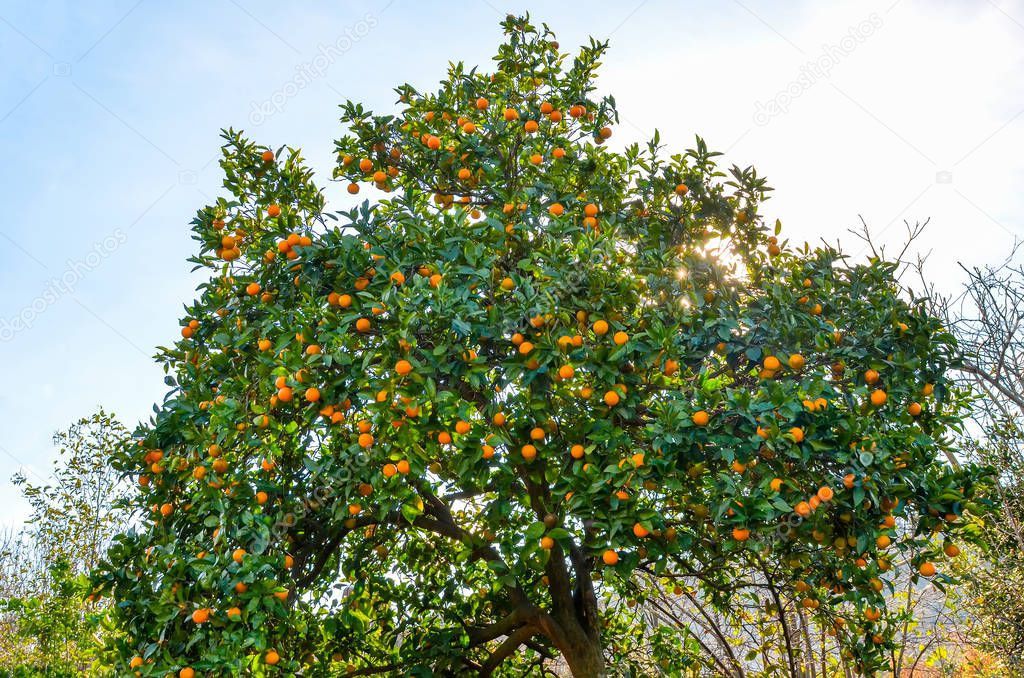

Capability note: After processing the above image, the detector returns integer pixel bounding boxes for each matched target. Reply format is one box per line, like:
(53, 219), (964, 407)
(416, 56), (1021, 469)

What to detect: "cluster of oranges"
(332, 91), (613, 243)
(272, 232), (313, 261)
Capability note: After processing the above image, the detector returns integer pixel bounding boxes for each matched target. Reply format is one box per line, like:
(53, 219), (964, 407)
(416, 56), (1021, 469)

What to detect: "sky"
(0, 0), (1022, 527)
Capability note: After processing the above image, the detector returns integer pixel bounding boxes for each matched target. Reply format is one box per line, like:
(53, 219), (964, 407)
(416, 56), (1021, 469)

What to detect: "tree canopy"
(94, 15), (990, 677)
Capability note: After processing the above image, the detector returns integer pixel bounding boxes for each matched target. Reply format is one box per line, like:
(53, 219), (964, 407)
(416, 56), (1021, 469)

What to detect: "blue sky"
(1, 0), (1022, 526)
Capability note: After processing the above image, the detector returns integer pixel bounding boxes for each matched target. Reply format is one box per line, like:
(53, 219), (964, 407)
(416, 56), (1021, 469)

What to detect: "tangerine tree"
(95, 15), (990, 677)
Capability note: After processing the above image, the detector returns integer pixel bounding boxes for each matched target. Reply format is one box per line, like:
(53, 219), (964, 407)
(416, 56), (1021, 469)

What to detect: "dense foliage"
(94, 16), (990, 677)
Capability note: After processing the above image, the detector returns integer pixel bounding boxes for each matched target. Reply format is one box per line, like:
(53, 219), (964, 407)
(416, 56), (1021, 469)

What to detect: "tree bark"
(531, 581), (606, 678)
(561, 636), (606, 678)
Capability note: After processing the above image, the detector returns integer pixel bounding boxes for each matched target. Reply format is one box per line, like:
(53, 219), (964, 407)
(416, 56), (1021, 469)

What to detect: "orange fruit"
(816, 486), (834, 502)
(788, 353), (805, 370)
(455, 420), (471, 435)
(770, 478), (783, 492)
(907, 402), (922, 416)
(789, 427), (805, 443)
(732, 527), (750, 541)
(795, 501), (811, 517)
(763, 355), (781, 371)
(395, 359), (413, 376)
(521, 444), (537, 461)
(613, 331), (628, 345)
(540, 536), (554, 549)
(304, 387), (321, 402)
(691, 410), (709, 426)
(475, 97), (489, 109)
(876, 535), (891, 549)
(602, 549), (619, 566)
(592, 319), (609, 335)
(633, 523), (650, 538)
(358, 433), (374, 448)
(919, 562), (936, 577)
(675, 183), (688, 195)
(503, 108), (518, 121)
(603, 390), (620, 407)
(265, 650), (280, 665)
(570, 444), (585, 459)
(558, 364), (574, 379)
(524, 120), (539, 133)
(870, 389), (887, 407)
(232, 548), (246, 563)
(396, 459), (410, 474)
(267, 204), (281, 218)
(548, 203), (564, 217)
(864, 369), (880, 384)
(355, 318), (371, 332)
(944, 543), (960, 557)
(192, 608), (210, 624)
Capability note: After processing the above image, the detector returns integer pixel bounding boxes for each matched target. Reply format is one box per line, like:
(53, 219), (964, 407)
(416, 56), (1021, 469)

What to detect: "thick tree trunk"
(561, 634), (606, 678)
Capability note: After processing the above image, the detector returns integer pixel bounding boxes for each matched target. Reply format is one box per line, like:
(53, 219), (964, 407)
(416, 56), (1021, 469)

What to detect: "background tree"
(94, 16), (990, 677)
(0, 409), (128, 676)
(924, 244), (1024, 674)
